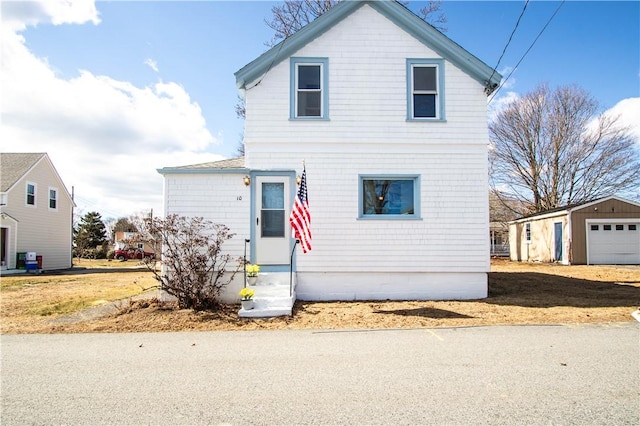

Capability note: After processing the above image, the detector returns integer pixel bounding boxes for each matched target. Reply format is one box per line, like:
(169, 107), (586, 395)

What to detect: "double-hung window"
(290, 57), (328, 119)
(359, 175), (420, 219)
(49, 188), (58, 209)
(26, 182), (36, 206)
(407, 59), (444, 120)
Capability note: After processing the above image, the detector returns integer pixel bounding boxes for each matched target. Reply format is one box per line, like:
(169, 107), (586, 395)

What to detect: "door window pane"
(261, 211), (285, 237)
(261, 182), (285, 238)
(262, 183), (284, 209)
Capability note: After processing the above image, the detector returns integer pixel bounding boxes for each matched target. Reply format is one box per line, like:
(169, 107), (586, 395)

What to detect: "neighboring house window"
(290, 57), (328, 119)
(26, 182), (36, 206)
(525, 223), (531, 243)
(137, 243), (144, 250)
(359, 175), (420, 219)
(407, 59), (445, 120)
(49, 188), (58, 209)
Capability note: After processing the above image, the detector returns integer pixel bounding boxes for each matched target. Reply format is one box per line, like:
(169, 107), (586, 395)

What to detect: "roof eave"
(234, 0), (501, 93)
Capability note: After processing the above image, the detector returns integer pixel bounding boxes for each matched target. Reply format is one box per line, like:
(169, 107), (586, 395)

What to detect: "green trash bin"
(16, 252), (26, 270)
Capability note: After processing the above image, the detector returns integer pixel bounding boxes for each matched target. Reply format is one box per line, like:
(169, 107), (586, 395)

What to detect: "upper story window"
(290, 57), (328, 120)
(407, 59), (445, 121)
(26, 182), (36, 206)
(359, 175), (420, 220)
(49, 188), (58, 210)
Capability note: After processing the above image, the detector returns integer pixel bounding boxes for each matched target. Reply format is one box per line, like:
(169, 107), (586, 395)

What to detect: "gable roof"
(157, 157), (247, 174)
(235, 0), (501, 94)
(511, 196), (640, 223)
(0, 152), (46, 192)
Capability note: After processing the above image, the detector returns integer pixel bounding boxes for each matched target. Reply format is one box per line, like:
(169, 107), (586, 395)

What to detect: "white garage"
(587, 220), (640, 265)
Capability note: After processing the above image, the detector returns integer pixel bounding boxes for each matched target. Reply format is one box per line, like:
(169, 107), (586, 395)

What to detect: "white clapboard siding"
(241, 4), (490, 276)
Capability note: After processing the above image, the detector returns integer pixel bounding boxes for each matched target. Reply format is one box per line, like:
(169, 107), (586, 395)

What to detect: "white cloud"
(488, 90), (519, 121)
(145, 58), (159, 73)
(602, 97), (640, 143)
(0, 0), (224, 219)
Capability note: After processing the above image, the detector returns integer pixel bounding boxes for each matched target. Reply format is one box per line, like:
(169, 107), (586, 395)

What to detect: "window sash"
(49, 189), (57, 209)
(412, 64), (438, 118)
(295, 63), (322, 118)
(359, 176), (419, 219)
(26, 183), (35, 205)
(407, 59), (444, 120)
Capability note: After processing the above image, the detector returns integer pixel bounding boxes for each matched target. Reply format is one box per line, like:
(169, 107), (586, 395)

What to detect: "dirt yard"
(1, 258), (638, 334)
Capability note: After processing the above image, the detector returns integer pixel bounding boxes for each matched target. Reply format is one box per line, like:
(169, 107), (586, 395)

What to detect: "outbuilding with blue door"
(509, 196), (640, 265)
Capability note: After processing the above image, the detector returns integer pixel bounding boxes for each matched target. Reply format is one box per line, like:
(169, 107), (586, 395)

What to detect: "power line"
(487, 0), (530, 90)
(489, 0), (566, 105)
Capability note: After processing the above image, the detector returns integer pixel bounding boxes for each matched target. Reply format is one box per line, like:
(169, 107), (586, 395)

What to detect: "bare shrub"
(139, 215), (241, 311)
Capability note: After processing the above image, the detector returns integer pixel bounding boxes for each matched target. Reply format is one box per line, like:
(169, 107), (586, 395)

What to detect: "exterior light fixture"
(243, 175), (251, 186)
(296, 175), (302, 185)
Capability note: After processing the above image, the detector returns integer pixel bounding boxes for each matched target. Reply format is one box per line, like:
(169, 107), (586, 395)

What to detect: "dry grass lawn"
(1, 258), (638, 334)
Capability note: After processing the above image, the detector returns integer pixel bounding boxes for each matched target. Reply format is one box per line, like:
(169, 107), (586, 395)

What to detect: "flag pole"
(290, 239), (299, 297)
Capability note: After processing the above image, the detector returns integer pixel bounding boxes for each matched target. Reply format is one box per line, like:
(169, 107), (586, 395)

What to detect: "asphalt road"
(2, 323), (638, 425)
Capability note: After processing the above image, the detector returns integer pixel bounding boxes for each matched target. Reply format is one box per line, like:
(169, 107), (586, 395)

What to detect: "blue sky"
(1, 0), (638, 220)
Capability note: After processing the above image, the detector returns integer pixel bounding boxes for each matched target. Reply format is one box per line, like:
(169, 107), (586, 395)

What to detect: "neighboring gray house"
(159, 1), (501, 314)
(0, 153), (74, 271)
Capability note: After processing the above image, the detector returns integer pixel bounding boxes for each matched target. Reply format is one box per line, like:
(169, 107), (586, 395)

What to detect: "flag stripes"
(289, 166), (312, 253)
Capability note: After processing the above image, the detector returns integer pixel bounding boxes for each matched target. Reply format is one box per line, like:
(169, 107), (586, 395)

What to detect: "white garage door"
(587, 222), (640, 264)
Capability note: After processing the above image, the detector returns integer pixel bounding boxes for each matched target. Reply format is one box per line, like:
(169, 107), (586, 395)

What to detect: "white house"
(158, 1), (501, 314)
(0, 153), (74, 271)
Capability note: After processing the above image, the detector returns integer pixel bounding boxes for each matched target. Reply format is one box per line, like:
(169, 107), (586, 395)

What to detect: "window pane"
(363, 179), (414, 215)
(298, 65), (320, 89)
(615, 224), (624, 230)
(414, 94), (436, 118)
(603, 225), (612, 231)
(262, 183), (284, 209)
(261, 210), (285, 237)
(27, 184), (35, 205)
(629, 225), (637, 231)
(590, 225), (599, 231)
(297, 92), (321, 117)
(414, 66), (436, 91)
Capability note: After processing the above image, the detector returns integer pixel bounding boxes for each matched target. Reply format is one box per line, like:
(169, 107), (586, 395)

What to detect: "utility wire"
(489, 0), (566, 105)
(487, 0), (530, 89)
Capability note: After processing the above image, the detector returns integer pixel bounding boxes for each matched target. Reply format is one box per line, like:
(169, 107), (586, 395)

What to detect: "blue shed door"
(554, 222), (563, 262)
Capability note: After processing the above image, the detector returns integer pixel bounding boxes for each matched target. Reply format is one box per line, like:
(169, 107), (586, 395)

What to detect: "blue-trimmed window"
(407, 59), (444, 120)
(359, 175), (420, 219)
(290, 57), (328, 119)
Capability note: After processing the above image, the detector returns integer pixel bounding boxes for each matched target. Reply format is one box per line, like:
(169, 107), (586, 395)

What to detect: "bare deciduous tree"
(138, 215), (241, 311)
(489, 84), (640, 213)
(265, 0), (447, 46)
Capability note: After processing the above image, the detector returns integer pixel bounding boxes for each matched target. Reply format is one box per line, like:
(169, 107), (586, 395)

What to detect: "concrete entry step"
(238, 272), (295, 318)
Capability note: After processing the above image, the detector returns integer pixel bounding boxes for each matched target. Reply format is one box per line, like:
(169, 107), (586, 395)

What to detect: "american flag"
(289, 166), (312, 253)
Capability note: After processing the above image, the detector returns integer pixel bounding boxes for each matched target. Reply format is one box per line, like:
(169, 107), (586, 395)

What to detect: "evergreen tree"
(75, 211), (108, 250)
